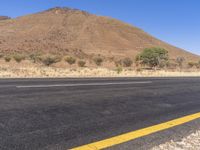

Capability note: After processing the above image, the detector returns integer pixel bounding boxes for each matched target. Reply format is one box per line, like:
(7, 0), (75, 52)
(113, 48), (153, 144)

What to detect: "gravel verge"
(151, 130), (200, 150)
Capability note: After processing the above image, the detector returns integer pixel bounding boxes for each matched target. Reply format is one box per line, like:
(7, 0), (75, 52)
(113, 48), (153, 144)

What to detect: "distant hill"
(0, 7), (199, 62)
(0, 16), (10, 21)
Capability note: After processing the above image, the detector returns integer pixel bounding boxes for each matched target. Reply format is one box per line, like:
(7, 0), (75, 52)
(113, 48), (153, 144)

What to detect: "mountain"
(0, 7), (199, 62)
(0, 16), (10, 21)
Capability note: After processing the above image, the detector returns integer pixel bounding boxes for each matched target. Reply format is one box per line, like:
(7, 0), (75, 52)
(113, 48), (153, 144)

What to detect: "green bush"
(65, 56), (76, 65)
(136, 47), (169, 68)
(122, 57), (133, 67)
(4, 56), (11, 62)
(94, 57), (103, 66)
(78, 60), (86, 67)
(13, 55), (25, 63)
(41, 55), (61, 66)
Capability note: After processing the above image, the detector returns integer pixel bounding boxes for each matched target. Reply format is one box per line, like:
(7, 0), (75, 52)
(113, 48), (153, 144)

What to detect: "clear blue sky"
(1, 0), (200, 55)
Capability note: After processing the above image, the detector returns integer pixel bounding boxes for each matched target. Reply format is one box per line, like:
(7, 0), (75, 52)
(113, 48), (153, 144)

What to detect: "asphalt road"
(0, 77), (200, 150)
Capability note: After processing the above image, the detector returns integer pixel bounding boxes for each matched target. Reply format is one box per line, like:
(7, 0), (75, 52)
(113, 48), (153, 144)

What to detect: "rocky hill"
(0, 7), (199, 62)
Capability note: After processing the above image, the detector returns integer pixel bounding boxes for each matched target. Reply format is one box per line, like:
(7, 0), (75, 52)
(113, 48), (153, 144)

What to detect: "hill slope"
(0, 16), (10, 21)
(0, 7), (199, 62)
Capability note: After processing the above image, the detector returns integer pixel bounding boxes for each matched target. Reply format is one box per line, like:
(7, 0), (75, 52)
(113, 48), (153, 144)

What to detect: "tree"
(136, 47), (169, 68)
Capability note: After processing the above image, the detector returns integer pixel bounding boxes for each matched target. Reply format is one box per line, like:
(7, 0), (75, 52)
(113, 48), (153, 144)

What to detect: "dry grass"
(0, 60), (200, 78)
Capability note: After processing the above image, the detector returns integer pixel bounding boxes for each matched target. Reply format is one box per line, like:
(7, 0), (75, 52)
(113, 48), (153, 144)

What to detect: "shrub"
(116, 67), (123, 74)
(29, 53), (42, 63)
(136, 47), (169, 68)
(188, 62), (196, 68)
(13, 55), (25, 63)
(176, 57), (185, 68)
(94, 57), (103, 66)
(78, 60), (86, 67)
(65, 56), (76, 65)
(4, 56), (11, 62)
(114, 60), (122, 67)
(41, 55), (61, 66)
(122, 57), (133, 67)
(0, 53), (4, 58)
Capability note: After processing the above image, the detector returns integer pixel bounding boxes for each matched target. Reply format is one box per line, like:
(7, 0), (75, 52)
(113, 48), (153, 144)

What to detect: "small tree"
(78, 60), (86, 67)
(94, 57), (103, 66)
(122, 57), (133, 67)
(65, 56), (76, 65)
(136, 47), (169, 68)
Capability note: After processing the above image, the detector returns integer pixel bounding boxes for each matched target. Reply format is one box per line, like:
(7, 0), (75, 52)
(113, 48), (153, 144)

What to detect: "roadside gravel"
(151, 130), (200, 150)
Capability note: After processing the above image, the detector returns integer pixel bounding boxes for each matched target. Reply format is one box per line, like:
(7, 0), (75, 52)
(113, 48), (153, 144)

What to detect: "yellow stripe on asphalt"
(71, 112), (200, 150)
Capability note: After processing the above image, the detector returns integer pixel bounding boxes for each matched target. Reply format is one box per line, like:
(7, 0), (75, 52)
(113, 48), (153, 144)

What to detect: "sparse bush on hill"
(29, 53), (42, 63)
(116, 66), (123, 74)
(176, 57), (185, 68)
(188, 62), (196, 68)
(136, 47), (169, 68)
(13, 55), (25, 63)
(41, 55), (61, 66)
(4, 56), (11, 62)
(114, 60), (122, 67)
(78, 60), (86, 67)
(122, 57), (133, 67)
(94, 57), (103, 66)
(0, 53), (4, 58)
(65, 56), (76, 65)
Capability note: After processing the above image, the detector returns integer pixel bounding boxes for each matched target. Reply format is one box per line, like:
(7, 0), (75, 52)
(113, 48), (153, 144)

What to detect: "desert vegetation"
(65, 56), (76, 65)
(41, 55), (61, 66)
(13, 54), (25, 63)
(0, 46), (199, 78)
(94, 57), (103, 66)
(4, 56), (11, 62)
(78, 60), (86, 67)
(136, 47), (169, 68)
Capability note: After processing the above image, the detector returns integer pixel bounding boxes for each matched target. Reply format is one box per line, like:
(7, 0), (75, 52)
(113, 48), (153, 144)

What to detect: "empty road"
(0, 77), (200, 150)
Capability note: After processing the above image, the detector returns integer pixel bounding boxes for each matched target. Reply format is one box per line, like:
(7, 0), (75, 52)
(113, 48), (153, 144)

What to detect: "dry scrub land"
(0, 60), (200, 78)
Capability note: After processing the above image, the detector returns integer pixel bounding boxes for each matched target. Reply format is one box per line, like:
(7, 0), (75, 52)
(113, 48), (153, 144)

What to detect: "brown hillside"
(0, 7), (199, 62)
(0, 16), (10, 21)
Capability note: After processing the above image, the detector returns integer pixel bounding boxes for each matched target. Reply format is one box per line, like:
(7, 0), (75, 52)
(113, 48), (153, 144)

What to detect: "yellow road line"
(71, 112), (200, 150)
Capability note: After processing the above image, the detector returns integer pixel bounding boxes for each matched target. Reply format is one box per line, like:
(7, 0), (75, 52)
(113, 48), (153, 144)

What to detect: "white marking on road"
(16, 81), (152, 88)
